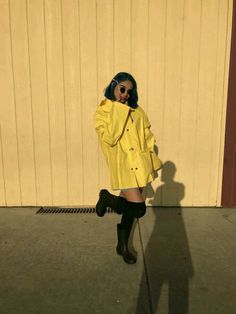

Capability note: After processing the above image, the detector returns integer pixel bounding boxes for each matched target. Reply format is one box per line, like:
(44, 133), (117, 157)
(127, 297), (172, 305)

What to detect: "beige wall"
(0, 0), (233, 206)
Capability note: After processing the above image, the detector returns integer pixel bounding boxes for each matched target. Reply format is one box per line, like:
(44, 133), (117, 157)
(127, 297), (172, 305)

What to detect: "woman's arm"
(142, 110), (156, 152)
(94, 100), (130, 146)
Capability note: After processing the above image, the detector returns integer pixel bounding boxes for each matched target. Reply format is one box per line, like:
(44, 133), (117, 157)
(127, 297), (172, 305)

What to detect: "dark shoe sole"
(95, 190), (109, 217)
(116, 249), (137, 264)
(95, 198), (106, 217)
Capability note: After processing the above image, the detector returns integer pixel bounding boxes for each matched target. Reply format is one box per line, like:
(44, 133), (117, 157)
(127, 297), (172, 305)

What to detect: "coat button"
(127, 128), (129, 131)
(135, 168), (138, 170)
(131, 168), (133, 170)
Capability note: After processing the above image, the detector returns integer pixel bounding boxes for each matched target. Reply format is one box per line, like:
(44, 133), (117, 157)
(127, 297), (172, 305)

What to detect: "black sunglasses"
(120, 86), (133, 96)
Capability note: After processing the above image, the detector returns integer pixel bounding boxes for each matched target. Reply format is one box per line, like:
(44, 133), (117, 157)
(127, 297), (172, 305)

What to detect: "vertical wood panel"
(9, 0), (36, 205)
(114, 0), (131, 73)
(147, 0), (167, 205)
(177, 0), (202, 206)
(27, 0), (52, 205)
(193, 0), (220, 206)
(79, 0), (98, 205)
(161, 0), (185, 206)
(0, 0), (21, 205)
(61, 0), (83, 205)
(131, 0), (149, 109)
(96, 0), (114, 191)
(44, 0), (68, 205)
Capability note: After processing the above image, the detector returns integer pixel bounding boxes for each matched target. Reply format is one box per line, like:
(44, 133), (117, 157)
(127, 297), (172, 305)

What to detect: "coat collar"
(99, 98), (135, 112)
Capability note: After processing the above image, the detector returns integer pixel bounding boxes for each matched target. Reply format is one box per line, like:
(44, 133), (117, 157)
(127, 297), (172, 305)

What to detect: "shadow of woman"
(135, 161), (194, 314)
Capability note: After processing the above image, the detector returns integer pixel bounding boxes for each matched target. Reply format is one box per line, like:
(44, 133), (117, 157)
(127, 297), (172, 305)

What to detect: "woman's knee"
(127, 201), (146, 218)
(120, 188), (146, 218)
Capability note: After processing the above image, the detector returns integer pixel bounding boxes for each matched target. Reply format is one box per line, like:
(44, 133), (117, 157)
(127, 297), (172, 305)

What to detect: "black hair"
(104, 72), (138, 108)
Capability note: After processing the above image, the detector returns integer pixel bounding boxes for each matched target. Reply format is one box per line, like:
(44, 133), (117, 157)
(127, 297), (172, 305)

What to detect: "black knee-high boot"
(116, 201), (146, 264)
(95, 189), (126, 217)
(116, 211), (136, 264)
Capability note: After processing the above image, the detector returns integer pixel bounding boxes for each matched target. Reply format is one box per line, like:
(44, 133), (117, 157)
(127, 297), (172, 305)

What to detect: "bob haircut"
(104, 72), (138, 109)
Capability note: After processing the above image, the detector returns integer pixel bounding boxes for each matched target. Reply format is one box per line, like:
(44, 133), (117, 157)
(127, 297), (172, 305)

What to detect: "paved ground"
(0, 206), (235, 314)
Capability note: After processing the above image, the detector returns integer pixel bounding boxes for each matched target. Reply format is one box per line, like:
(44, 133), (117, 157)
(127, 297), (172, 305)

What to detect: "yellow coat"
(94, 99), (162, 190)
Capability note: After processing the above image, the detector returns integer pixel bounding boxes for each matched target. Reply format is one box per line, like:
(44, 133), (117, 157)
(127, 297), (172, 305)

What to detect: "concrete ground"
(0, 206), (235, 314)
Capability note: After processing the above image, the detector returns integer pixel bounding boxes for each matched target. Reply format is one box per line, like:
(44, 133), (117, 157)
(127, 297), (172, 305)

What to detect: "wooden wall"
(0, 0), (233, 206)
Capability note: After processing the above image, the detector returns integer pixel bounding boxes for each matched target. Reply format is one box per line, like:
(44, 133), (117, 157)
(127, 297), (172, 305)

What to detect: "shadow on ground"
(136, 161), (194, 314)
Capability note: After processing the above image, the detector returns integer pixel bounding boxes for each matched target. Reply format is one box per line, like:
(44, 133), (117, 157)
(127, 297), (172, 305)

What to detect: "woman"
(93, 72), (162, 264)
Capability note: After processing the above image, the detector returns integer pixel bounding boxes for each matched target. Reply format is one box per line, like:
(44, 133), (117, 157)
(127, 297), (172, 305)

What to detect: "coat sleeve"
(94, 101), (130, 146)
(143, 111), (156, 152)
(143, 109), (163, 170)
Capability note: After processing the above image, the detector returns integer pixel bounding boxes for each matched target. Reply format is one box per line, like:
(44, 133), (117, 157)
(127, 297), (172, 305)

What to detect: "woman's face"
(114, 80), (133, 104)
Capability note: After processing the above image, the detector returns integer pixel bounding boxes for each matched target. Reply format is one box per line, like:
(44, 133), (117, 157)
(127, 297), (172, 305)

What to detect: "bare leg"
(120, 187), (144, 202)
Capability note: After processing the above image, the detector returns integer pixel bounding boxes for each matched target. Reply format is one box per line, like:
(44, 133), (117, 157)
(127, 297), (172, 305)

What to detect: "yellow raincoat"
(94, 99), (162, 190)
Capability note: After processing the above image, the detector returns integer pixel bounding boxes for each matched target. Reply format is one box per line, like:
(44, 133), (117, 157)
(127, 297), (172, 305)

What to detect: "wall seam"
(192, 0), (203, 206)
(161, 0), (168, 206)
(25, 0), (37, 206)
(176, 0), (186, 205)
(130, 0), (132, 72)
(207, 0), (221, 206)
(60, 0), (69, 206)
(77, 0), (85, 205)
(43, 0), (54, 205)
(0, 125), (7, 205)
(8, 0), (22, 205)
(95, 0), (99, 192)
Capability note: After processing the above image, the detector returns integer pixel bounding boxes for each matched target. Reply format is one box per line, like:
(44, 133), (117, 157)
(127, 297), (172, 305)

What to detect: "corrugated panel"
(27, 0), (53, 205)
(0, 0), (22, 205)
(0, 0), (233, 206)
